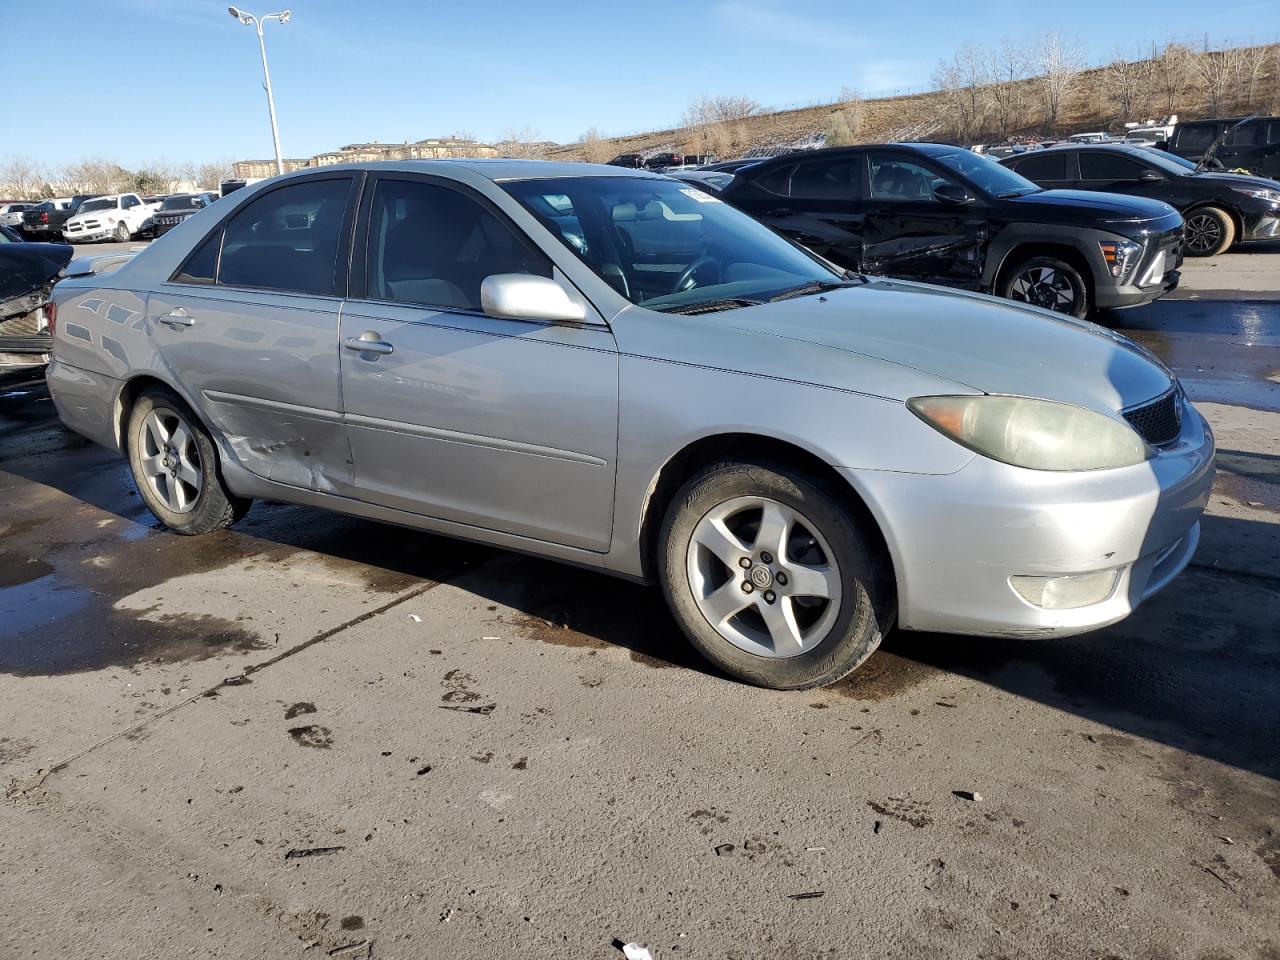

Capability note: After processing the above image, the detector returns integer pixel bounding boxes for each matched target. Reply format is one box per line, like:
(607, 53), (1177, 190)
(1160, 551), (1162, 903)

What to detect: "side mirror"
(1138, 169), (1164, 183)
(933, 182), (976, 205)
(481, 274), (587, 323)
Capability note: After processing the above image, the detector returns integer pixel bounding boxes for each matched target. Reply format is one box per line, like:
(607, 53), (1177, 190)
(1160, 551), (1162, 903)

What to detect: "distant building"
(233, 137), (499, 178)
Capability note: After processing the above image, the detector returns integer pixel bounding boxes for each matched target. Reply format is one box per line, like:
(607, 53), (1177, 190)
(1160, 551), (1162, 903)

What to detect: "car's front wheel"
(126, 386), (250, 535)
(658, 460), (887, 689)
(1001, 255), (1090, 319)
(1184, 207), (1235, 257)
(114, 221), (130, 242)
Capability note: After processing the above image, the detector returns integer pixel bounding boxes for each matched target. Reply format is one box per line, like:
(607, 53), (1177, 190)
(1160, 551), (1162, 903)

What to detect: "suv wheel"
(114, 221), (130, 242)
(658, 460), (887, 689)
(1184, 207), (1235, 257)
(126, 386), (251, 535)
(1001, 255), (1089, 319)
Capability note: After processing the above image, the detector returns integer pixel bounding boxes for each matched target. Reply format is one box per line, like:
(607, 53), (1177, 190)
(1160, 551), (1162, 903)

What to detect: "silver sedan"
(46, 160), (1214, 689)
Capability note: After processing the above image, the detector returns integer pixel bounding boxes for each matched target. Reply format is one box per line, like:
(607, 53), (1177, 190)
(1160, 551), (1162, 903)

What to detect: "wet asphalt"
(1, 267), (1278, 958)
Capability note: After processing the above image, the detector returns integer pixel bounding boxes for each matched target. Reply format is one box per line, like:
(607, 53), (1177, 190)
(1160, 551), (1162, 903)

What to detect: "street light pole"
(228, 7), (291, 176)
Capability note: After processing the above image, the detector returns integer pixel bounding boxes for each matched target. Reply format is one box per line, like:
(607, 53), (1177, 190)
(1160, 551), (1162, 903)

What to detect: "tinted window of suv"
(1015, 151), (1069, 180)
(790, 158), (861, 199)
(1226, 123), (1261, 146)
(1079, 152), (1146, 181)
(1175, 124), (1218, 152)
(365, 178), (550, 311)
(217, 178), (352, 295)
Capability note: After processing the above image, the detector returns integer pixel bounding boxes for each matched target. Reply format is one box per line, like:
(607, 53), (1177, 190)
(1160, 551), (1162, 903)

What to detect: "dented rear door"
(146, 283), (354, 494)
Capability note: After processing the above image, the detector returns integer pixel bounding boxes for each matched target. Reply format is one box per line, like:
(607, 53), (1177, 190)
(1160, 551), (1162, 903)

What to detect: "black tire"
(658, 459), (888, 690)
(114, 221), (130, 242)
(1183, 206), (1235, 257)
(126, 386), (250, 535)
(1000, 255), (1090, 319)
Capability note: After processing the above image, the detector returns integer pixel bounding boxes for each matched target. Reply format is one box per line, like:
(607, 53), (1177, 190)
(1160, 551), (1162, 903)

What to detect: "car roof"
(272, 158), (669, 183)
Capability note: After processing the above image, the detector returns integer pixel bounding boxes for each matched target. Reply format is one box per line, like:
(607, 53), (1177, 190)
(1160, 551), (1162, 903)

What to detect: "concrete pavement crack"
(5, 578), (448, 799)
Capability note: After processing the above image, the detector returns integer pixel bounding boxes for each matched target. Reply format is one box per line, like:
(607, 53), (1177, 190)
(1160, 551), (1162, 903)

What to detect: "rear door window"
(1014, 151), (1069, 181)
(789, 157), (863, 200)
(1079, 153), (1146, 182)
(1175, 124), (1219, 152)
(216, 177), (353, 295)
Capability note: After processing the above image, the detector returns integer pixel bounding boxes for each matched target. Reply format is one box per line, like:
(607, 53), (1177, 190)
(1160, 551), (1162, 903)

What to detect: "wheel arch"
(113, 373), (215, 455)
(1183, 202), (1242, 240)
(636, 432), (898, 623)
(993, 242), (1095, 306)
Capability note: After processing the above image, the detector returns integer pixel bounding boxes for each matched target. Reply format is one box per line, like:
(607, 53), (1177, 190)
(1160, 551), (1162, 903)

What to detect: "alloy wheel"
(685, 496), (842, 659)
(1008, 266), (1077, 313)
(1185, 213), (1223, 255)
(138, 408), (203, 513)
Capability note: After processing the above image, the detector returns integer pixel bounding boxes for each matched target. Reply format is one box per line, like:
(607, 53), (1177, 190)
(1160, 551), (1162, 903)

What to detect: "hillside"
(546, 42), (1280, 162)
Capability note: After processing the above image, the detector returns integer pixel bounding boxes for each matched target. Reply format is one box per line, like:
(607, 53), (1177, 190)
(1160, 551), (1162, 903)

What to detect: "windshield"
(159, 196), (206, 211)
(930, 150), (1041, 197)
(503, 177), (844, 312)
(1138, 149), (1198, 175)
(79, 198), (118, 213)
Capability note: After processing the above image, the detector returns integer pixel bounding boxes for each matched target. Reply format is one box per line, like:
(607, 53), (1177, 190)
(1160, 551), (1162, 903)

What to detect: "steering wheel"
(673, 256), (720, 293)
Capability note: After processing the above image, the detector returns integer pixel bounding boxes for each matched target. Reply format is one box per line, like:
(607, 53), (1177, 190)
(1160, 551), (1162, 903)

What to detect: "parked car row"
(608, 152), (716, 172)
(15, 190), (218, 243)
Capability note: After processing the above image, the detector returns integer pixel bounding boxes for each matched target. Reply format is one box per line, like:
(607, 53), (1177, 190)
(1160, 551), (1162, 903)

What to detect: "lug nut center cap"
(749, 565), (773, 589)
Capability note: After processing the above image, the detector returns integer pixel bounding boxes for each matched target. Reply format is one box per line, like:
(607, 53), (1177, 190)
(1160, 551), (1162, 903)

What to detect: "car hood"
(713, 279), (1174, 413)
(1005, 189), (1178, 223)
(66, 209), (113, 223)
(0, 243), (73, 303)
(1190, 171), (1280, 191)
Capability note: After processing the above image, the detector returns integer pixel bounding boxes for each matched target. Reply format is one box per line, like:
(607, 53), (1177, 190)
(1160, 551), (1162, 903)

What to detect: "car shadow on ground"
(4, 387), (1277, 782)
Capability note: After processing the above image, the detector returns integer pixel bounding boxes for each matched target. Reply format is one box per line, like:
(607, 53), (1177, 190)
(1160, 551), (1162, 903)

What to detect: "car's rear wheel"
(1184, 207), (1235, 257)
(126, 386), (250, 535)
(1001, 255), (1089, 319)
(658, 460), (887, 689)
(114, 221), (130, 242)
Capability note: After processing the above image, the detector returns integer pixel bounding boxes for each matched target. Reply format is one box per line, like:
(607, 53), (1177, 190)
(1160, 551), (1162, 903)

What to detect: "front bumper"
(1093, 231), (1185, 310)
(1242, 210), (1280, 241)
(62, 226), (114, 243)
(847, 392), (1215, 638)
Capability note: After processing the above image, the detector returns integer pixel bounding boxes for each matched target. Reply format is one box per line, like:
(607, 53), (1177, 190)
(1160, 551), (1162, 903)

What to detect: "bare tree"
(1034, 33), (1085, 133)
(683, 94), (761, 158)
(1235, 44), (1273, 109)
(933, 42), (989, 143)
(60, 157), (130, 194)
(195, 160), (234, 190)
(825, 88), (865, 146)
(1193, 48), (1242, 115)
(0, 155), (45, 199)
(1150, 42), (1196, 116)
(985, 38), (1031, 139)
(1102, 52), (1153, 127)
(578, 127), (612, 164)
(496, 126), (547, 160)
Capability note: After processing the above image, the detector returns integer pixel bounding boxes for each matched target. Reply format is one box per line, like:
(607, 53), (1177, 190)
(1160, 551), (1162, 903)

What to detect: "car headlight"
(908, 395), (1149, 471)
(1231, 185), (1280, 202)
(1098, 240), (1143, 282)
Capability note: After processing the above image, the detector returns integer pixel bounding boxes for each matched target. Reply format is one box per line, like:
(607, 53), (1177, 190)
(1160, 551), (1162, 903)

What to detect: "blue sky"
(6, 0), (1278, 168)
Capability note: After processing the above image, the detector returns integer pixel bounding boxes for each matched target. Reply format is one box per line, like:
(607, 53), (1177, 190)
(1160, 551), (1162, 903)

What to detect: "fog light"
(1010, 569), (1121, 610)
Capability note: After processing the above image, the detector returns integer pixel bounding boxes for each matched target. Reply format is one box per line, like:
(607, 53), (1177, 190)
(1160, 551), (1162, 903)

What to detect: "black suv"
(1163, 116), (1280, 179)
(1002, 144), (1280, 257)
(710, 143), (1184, 318)
(607, 154), (644, 169)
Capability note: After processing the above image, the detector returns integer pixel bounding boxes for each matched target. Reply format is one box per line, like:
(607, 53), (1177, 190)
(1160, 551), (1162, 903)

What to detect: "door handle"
(158, 309), (194, 328)
(344, 333), (394, 356)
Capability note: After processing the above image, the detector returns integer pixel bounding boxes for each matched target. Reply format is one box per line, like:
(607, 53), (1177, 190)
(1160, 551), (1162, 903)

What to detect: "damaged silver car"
(45, 161), (1214, 690)
(0, 232), (72, 384)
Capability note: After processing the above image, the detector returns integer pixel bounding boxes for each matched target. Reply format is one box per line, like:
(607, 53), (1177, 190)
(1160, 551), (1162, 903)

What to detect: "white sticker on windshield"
(680, 187), (722, 203)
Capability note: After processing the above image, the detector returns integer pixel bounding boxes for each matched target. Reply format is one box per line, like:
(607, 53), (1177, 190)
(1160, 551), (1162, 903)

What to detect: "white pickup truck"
(62, 193), (159, 243)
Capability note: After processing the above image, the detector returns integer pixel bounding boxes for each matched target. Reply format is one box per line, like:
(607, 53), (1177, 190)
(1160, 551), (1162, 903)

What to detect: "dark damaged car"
(701, 143), (1185, 319)
(0, 234), (73, 383)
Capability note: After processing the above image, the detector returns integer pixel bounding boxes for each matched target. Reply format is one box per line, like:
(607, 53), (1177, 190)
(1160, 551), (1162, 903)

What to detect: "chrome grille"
(1123, 389), (1182, 446)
